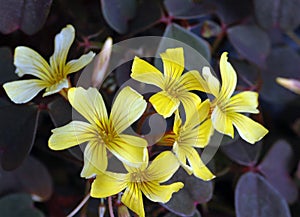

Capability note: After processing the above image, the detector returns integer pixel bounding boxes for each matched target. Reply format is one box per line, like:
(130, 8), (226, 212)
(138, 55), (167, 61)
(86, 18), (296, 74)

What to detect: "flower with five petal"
(198, 52), (268, 144)
(131, 47), (205, 118)
(49, 86), (148, 177)
(91, 151), (184, 217)
(171, 100), (215, 180)
(3, 25), (95, 104)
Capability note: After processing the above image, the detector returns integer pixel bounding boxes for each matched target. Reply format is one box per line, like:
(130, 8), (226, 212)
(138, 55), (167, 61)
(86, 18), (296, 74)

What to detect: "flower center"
(130, 171), (144, 183)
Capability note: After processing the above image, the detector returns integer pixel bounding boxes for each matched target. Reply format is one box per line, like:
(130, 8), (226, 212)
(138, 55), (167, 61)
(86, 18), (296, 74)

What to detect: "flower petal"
(91, 171), (128, 198)
(146, 151), (180, 183)
(226, 91), (259, 114)
(14, 46), (53, 82)
(186, 147), (215, 180)
(172, 143), (193, 174)
(110, 86), (147, 133)
(211, 105), (234, 138)
(193, 119), (214, 148)
(80, 140), (108, 178)
(122, 183), (145, 217)
(68, 87), (108, 128)
(141, 181), (184, 203)
(180, 119), (213, 149)
(43, 78), (69, 96)
(131, 56), (164, 88)
(150, 91), (180, 118)
(3, 79), (48, 104)
(49, 25), (75, 76)
(219, 52), (237, 100)
(106, 134), (147, 167)
(230, 113), (268, 144)
(184, 99), (210, 130)
(173, 110), (182, 136)
(65, 51), (95, 76)
(202, 66), (220, 97)
(179, 70), (210, 92)
(49, 121), (97, 150)
(160, 47), (184, 79)
(179, 92), (202, 124)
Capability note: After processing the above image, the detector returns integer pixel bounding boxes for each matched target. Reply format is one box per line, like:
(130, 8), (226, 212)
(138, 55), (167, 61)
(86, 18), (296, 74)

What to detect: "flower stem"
(59, 88), (69, 100)
(66, 193), (90, 217)
(108, 196), (115, 217)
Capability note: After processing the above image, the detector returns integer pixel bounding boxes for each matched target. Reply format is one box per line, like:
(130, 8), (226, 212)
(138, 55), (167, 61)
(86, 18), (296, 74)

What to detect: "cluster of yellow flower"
(3, 25), (268, 217)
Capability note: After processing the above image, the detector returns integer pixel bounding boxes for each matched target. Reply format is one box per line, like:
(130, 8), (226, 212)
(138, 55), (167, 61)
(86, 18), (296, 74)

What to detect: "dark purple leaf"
(0, 0), (52, 35)
(213, 0), (252, 25)
(0, 47), (17, 84)
(0, 104), (39, 170)
(164, 0), (214, 19)
(227, 24), (271, 67)
(258, 140), (298, 203)
(162, 168), (213, 216)
(160, 24), (211, 61)
(235, 172), (291, 217)
(48, 98), (72, 127)
(221, 139), (262, 166)
(254, 0), (300, 31)
(260, 46), (300, 103)
(161, 187), (196, 216)
(164, 209), (201, 217)
(0, 156), (53, 202)
(0, 193), (44, 217)
(128, 0), (162, 34)
(100, 0), (137, 34)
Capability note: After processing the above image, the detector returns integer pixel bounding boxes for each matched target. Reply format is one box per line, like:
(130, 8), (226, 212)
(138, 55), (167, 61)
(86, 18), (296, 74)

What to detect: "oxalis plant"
(0, 1), (299, 217)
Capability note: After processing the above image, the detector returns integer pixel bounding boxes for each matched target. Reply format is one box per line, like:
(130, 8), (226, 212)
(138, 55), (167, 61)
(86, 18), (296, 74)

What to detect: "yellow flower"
(199, 52), (268, 144)
(172, 100), (215, 180)
(91, 151), (184, 217)
(131, 47), (205, 118)
(3, 25), (95, 104)
(49, 86), (148, 178)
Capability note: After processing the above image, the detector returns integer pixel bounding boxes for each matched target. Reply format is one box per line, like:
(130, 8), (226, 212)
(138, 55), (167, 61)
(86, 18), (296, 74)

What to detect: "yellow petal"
(179, 70), (209, 92)
(185, 146), (215, 180)
(50, 25), (75, 75)
(146, 151), (180, 183)
(106, 134), (147, 167)
(211, 105), (234, 138)
(49, 121), (96, 150)
(65, 51), (95, 76)
(173, 110), (182, 136)
(179, 92), (202, 125)
(180, 119), (213, 148)
(160, 47), (184, 79)
(202, 66), (220, 97)
(3, 79), (48, 104)
(141, 181), (184, 203)
(110, 86), (147, 133)
(80, 140), (107, 178)
(68, 87), (108, 128)
(193, 119), (214, 148)
(226, 91), (259, 114)
(230, 113), (268, 144)
(91, 171), (128, 198)
(43, 78), (69, 96)
(131, 56), (164, 88)
(184, 99), (210, 130)
(14, 46), (53, 82)
(172, 143), (193, 175)
(121, 183), (145, 217)
(219, 52), (237, 100)
(150, 91), (180, 118)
